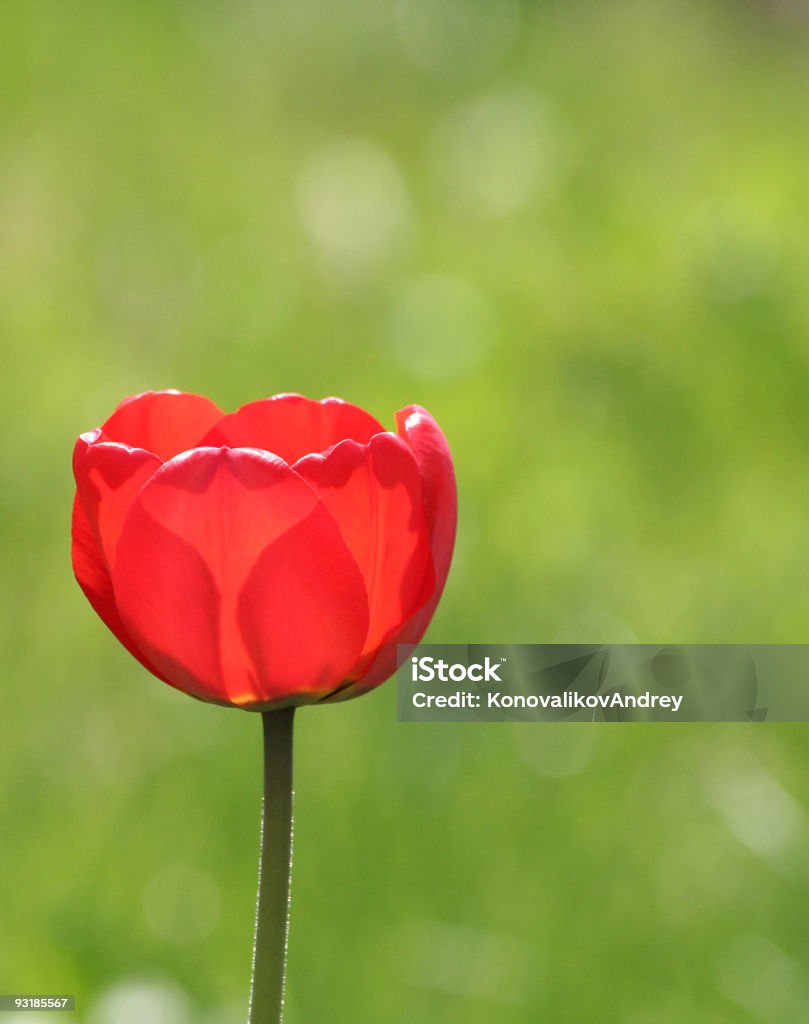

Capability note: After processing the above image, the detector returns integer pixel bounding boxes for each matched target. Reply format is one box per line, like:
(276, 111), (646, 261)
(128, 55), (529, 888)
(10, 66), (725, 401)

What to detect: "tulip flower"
(71, 390), (456, 1023)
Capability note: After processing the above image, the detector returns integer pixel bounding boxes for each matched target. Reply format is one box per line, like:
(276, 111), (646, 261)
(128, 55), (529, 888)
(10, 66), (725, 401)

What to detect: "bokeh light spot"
(297, 140), (409, 278)
(88, 978), (192, 1024)
(434, 91), (561, 217)
(717, 935), (809, 1022)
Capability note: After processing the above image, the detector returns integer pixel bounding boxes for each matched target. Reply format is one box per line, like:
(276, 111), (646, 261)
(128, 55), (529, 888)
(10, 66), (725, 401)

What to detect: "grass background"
(3, 1), (809, 1020)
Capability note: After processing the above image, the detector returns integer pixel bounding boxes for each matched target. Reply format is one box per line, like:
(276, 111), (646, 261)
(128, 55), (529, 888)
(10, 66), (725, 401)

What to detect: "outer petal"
(71, 494), (169, 681)
(328, 405), (457, 699)
(73, 433), (162, 571)
(111, 447), (370, 708)
(295, 433), (435, 672)
(200, 394), (386, 464)
(100, 390), (224, 460)
(395, 406), (457, 580)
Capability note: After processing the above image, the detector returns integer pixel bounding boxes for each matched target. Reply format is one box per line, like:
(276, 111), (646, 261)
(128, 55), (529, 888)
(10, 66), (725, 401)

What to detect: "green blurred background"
(3, 0), (809, 1021)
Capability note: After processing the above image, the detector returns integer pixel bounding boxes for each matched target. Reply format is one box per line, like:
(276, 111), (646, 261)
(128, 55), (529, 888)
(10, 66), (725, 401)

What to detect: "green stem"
(248, 708), (295, 1024)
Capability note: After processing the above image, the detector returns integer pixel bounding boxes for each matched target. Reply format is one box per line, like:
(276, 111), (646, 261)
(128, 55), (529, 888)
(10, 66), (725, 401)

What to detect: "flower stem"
(249, 708), (295, 1024)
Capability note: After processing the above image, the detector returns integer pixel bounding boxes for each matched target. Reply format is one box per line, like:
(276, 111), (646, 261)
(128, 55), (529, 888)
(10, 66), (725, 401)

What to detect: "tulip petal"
(111, 447), (370, 707)
(73, 434), (162, 571)
(238, 515), (372, 705)
(71, 494), (169, 681)
(395, 405), (457, 582)
(100, 390), (224, 461)
(200, 394), (386, 464)
(327, 405), (457, 699)
(295, 433), (435, 670)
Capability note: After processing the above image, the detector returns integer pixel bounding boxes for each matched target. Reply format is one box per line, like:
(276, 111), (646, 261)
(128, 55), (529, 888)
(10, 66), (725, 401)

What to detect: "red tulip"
(72, 391), (456, 709)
